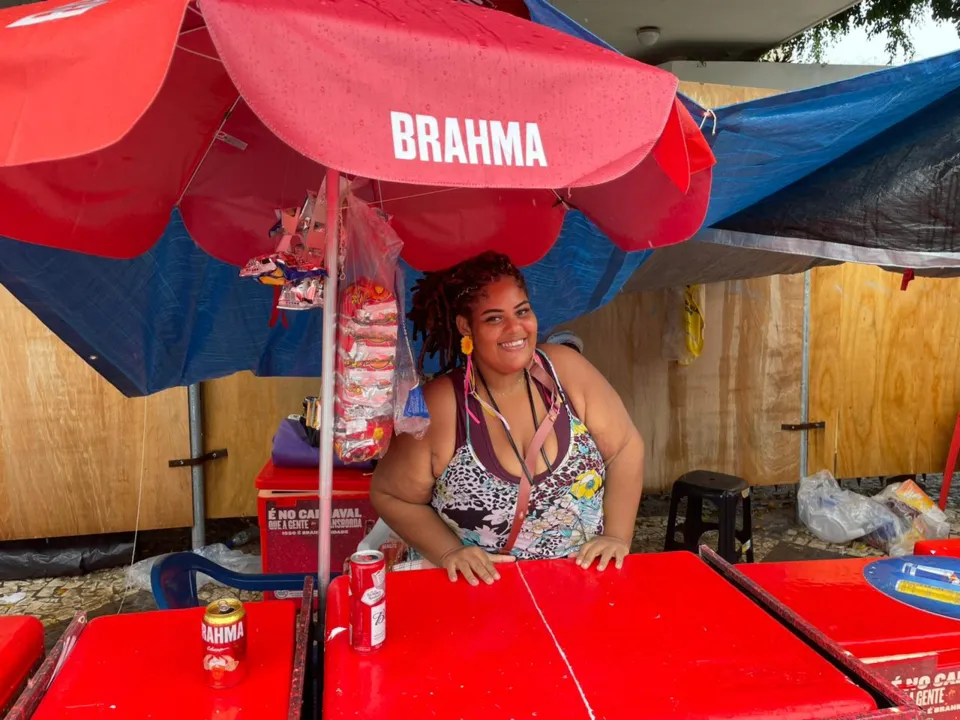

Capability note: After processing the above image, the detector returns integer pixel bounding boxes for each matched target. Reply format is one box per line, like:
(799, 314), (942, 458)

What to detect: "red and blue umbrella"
(0, 0), (714, 271)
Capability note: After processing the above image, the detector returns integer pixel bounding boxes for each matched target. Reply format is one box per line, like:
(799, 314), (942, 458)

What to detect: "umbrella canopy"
(0, 0), (713, 271)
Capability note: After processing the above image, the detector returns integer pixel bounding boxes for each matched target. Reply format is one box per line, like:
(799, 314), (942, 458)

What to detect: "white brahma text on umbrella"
(391, 112), (547, 167)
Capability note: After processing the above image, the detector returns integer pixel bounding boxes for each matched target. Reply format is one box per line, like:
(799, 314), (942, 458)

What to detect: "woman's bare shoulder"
(419, 373), (459, 445)
(423, 373), (457, 412)
(538, 343), (607, 416)
(405, 374), (457, 477)
(539, 343), (594, 384)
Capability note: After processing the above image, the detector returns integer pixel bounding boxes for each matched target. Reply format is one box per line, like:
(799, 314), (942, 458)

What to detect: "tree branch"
(766, 0), (960, 63)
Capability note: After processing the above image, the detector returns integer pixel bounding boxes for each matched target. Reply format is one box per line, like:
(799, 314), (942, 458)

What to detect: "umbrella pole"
(318, 168), (340, 613)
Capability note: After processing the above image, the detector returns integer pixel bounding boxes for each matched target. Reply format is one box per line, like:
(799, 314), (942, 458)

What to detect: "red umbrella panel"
(0, 0), (714, 271)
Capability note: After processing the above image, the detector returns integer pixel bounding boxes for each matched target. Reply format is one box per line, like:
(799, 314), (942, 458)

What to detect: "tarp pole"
(799, 269), (811, 481)
(188, 382), (206, 550)
(796, 270), (812, 524)
(318, 169), (340, 611)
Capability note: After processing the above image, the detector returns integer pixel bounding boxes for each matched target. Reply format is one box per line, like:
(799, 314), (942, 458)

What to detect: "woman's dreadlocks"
(409, 251), (527, 375)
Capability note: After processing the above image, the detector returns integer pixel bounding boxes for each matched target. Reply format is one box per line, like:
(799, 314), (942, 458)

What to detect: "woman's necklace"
(476, 367), (553, 476)
(487, 373), (526, 399)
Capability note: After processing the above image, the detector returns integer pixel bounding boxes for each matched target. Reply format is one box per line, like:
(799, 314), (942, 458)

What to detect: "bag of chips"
(240, 188), (330, 315)
(333, 197), (403, 462)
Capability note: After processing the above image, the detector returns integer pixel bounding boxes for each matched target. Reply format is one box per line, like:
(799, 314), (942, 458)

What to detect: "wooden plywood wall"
(809, 265), (960, 478)
(677, 80), (780, 108)
(561, 79), (800, 493)
(566, 275), (804, 493)
(202, 373), (319, 519)
(0, 286), (193, 541)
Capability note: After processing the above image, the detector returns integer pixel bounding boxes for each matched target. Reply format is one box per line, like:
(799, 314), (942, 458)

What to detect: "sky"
(821, 7), (960, 65)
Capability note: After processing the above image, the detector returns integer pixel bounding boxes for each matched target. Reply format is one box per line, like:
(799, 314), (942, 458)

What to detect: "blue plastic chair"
(150, 552), (318, 609)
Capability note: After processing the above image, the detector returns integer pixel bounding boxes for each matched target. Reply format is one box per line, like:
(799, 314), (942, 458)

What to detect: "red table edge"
(5, 612), (88, 720)
(288, 576), (315, 720)
(700, 546), (922, 719)
(321, 575), (350, 708)
(916, 538), (960, 557)
(324, 575), (350, 634)
(0, 616), (44, 716)
(8, 588), (313, 720)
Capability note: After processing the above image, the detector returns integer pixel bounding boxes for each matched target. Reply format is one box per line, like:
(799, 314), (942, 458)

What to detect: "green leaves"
(770, 0), (960, 63)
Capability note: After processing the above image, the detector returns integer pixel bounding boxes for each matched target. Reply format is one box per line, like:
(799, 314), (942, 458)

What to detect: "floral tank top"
(431, 351), (605, 560)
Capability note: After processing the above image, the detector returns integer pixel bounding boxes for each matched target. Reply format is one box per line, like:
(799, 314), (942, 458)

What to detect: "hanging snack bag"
(240, 189), (330, 312)
(278, 276), (324, 311)
(334, 197), (404, 463)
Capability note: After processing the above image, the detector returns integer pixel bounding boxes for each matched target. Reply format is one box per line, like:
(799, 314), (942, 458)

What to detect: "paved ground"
(2, 477), (957, 652)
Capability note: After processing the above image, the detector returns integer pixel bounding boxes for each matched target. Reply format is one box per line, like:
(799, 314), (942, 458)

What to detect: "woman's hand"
(440, 546), (516, 586)
(574, 536), (630, 571)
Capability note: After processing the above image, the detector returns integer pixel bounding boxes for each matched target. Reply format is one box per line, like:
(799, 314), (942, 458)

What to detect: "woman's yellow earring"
(460, 335), (474, 356)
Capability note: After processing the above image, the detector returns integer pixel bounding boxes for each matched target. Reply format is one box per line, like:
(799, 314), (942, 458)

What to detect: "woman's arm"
(371, 379), (463, 565)
(371, 378), (516, 584)
(542, 344), (645, 565)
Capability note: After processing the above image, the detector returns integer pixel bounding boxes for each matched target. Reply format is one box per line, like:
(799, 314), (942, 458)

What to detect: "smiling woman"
(371, 252), (645, 586)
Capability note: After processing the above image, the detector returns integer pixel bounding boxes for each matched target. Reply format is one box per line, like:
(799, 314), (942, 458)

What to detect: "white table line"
(517, 565), (596, 720)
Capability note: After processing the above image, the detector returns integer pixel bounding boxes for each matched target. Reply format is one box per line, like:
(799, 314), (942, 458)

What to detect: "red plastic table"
(324, 552), (881, 719)
(743, 558), (960, 717)
(32, 600), (296, 720)
(0, 615), (44, 713)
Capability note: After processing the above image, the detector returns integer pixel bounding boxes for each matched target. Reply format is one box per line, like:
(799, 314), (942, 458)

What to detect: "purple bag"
(271, 418), (374, 471)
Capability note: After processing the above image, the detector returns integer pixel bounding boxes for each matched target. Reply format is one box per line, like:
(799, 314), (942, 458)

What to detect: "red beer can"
(202, 598), (248, 688)
(349, 550), (386, 653)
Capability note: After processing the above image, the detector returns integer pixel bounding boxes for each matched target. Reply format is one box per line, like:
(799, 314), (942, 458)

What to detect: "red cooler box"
(256, 461), (378, 601)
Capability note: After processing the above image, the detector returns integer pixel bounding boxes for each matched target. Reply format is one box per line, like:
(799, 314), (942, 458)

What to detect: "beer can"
(349, 550), (386, 653)
(202, 598), (248, 688)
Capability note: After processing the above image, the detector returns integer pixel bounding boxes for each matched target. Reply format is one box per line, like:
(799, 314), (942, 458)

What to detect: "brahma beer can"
(202, 598), (248, 688)
(349, 550), (386, 653)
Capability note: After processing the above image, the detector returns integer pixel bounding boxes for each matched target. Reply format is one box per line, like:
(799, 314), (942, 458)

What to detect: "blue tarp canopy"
(2, 1), (960, 396)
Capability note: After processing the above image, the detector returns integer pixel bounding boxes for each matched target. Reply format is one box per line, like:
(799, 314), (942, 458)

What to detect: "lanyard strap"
(475, 352), (563, 553)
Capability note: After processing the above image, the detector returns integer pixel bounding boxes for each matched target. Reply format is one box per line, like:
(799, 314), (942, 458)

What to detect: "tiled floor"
(2, 477), (957, 652)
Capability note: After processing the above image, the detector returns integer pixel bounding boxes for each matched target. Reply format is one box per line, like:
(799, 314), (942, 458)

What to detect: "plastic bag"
(863, 479), (950, 556)
(125, 543), (262, 593)
(334, 196), (403, 463)
(392, 266), (430, 438)
(662, 284), (705, 365)
(797, 470), (897, 544)
(0, 539), (133, 581)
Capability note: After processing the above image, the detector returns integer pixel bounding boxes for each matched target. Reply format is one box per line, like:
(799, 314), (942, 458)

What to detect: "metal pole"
(318, 170), (340, 608)
(187, 382), (206, 550)
(799, 270), (811, 480)
(795, 270), (812, 524)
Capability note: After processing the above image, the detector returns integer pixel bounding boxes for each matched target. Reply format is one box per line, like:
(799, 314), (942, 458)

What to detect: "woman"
(372, 252), (644, 585)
